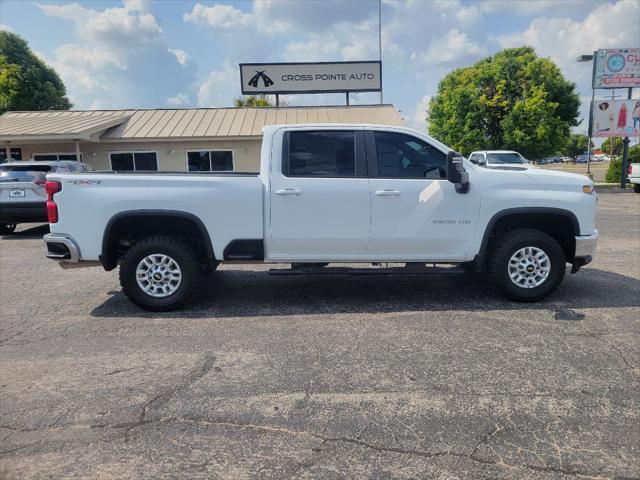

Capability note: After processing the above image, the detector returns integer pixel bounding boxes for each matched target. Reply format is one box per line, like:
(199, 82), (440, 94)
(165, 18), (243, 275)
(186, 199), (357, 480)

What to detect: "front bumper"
(43, 233), (80, 262)
(574, 229), (599, 266)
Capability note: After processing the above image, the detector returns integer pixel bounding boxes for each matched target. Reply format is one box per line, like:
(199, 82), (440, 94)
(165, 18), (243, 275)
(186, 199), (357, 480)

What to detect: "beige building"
(0, 105), (403, 172)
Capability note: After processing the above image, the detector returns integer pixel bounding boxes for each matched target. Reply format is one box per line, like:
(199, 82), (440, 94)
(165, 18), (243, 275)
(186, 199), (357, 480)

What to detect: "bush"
(605, 158), (622, 183)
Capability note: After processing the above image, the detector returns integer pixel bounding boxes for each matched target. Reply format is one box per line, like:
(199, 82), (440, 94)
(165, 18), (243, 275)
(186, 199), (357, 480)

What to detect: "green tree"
(0, 31), (71, 114)
(234, 95), (274, 107)
(428, 47), (580, 158)
(563, 134), (592, 160)
(601, 137), (623, 158)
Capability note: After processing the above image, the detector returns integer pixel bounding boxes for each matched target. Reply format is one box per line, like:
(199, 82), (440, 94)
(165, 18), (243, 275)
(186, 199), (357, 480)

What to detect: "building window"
(187, 150), (233, 172)
(1, 148), (22, 163)
(109, 152), (158, 171)
(33, 153), (83, 161)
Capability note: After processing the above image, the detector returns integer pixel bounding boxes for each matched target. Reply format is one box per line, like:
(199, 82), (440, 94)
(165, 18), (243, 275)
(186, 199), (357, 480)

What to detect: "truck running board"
(268, 265), (466, 276)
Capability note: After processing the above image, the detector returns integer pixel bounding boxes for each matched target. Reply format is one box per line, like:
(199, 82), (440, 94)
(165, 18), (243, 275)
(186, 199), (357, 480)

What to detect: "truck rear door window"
(287, 131), (355, 177)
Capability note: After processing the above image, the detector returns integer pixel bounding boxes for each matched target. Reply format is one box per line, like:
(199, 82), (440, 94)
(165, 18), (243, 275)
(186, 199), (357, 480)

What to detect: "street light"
(577, 53), (596, 176)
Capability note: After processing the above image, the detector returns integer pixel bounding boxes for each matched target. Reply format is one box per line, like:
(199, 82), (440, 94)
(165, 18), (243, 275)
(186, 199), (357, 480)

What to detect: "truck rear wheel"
(634, 184), (640, 193)
(119, 235), (201, 311)
(488, 228), (565, 302)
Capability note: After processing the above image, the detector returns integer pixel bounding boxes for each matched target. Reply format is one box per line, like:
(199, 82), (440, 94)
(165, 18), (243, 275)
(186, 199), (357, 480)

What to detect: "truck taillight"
(45, 181), (62, 223)
(628, 164), (633, 176)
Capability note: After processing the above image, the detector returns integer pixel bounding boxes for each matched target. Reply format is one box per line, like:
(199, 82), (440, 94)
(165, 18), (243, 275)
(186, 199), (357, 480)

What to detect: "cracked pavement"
(1, 193), (639, 479)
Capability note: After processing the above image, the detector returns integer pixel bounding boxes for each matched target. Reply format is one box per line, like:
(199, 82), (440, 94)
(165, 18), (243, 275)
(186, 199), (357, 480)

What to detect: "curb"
(594, 184), (633, 194)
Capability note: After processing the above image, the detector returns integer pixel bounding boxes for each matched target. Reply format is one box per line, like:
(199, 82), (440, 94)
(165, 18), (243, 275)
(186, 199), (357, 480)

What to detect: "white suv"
(468, 150), (529, 168)
(0, 160), (92, 234)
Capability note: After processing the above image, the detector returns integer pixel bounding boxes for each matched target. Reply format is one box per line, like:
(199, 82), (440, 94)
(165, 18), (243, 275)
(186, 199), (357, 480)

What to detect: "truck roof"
(261, 123), (453, 154)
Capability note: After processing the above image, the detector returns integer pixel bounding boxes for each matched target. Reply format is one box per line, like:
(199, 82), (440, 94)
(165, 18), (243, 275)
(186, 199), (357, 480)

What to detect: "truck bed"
(46, 171), (264, 261)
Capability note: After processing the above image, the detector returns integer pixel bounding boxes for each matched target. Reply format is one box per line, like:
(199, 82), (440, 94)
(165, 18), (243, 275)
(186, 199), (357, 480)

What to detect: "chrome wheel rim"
(508, 246), (551, 289)
(136, 254), (182, 298)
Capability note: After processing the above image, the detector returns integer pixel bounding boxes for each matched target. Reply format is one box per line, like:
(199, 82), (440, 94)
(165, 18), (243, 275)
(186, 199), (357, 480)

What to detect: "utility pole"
(620, 87), (632, 188)
(378, 0), (383, 104)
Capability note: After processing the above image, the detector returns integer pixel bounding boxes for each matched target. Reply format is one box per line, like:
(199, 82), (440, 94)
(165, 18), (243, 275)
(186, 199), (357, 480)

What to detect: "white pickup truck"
(629, 163), (640, 193)
(43, 124), (598, 311)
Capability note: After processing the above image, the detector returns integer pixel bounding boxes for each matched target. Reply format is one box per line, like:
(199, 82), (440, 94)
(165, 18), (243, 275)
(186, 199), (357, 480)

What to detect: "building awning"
(0, 105), (403, 143)
(0, 111), (132, 142)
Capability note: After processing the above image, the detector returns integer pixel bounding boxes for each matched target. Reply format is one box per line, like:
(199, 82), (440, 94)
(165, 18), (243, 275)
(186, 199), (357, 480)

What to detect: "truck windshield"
(486, 153), (527, 164)
(0, 165), (51, 183)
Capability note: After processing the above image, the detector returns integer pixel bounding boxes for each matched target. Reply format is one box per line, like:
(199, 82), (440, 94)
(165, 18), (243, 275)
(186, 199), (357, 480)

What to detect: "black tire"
(634, 183), (640, 193)
(119, 235), (201, 311)
(488, 228), (565, 302)
(0, 224), (17, 235)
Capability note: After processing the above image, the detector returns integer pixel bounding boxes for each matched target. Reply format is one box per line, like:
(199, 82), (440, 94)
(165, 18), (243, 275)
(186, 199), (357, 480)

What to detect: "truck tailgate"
(46, 172), (263, 261)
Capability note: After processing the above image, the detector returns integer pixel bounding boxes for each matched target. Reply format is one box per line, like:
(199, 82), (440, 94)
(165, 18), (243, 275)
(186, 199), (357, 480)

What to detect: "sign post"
(590, 48), (639, 188)
(239, 61), (382, 105)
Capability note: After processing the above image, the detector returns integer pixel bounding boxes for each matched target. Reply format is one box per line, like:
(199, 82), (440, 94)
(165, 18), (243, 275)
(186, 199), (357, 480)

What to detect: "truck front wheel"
(119, 235), (201, 311)
(488, 229), (565, 302)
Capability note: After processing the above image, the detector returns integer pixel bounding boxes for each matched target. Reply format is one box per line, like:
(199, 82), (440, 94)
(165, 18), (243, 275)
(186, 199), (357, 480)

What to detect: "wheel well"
(101, 211), (215, 271)
(481, 211), (577, 267)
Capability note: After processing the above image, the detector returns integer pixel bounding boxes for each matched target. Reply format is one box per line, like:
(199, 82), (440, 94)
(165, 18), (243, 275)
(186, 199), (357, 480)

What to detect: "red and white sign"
(592, 99), (640, 138)
(593, 48), (640, 89)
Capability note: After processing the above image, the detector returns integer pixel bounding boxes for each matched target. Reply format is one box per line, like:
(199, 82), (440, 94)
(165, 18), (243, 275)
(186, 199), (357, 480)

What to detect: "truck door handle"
(275, 188), (301, 196)
(375, 189), (401, 197)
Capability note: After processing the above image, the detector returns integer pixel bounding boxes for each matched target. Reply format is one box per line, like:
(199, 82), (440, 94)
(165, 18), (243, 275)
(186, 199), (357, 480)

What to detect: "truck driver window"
(374, 132), (446, 179)
(288, 131), (355, 177)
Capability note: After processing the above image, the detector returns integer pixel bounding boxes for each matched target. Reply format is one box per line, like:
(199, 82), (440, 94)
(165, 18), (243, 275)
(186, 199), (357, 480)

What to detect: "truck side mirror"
(447, 151), (470, 194)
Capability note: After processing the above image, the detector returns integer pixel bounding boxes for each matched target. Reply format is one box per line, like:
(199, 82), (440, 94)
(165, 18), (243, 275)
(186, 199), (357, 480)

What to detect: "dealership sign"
(592, 99), (640, 138)
(240, 61), (382, 94)
(593, 48), (640, 88)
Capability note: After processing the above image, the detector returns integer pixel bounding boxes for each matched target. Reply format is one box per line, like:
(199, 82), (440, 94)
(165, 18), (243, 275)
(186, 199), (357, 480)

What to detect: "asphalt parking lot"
(1, 193), (639, 479)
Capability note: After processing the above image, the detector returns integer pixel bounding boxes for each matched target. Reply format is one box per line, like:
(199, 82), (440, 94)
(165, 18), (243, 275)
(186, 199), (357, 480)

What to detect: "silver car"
(0, 160), (92, 234)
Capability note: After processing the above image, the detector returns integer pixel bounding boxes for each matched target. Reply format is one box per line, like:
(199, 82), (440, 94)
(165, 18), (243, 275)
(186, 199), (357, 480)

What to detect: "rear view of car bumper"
(43, 233), (80, 262)
(0, 201), (47, 223)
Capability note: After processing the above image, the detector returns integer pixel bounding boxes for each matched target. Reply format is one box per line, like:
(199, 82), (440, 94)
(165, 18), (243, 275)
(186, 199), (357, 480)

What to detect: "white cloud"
(408, 95), (431, 131)
(197, 67), (239, 107)
(0, 24), (15, 33)
(35, 1), (194, 109)
(183, 4), (253, 30)
(456, 5), (482, 24)
(479, 0), (599, 16)
(417, 29), (487, 66)
(168, 48), (191, 66)
(123, 0), (151, 13)
(167, 93), (190, 106)
(254, 0), (373, 34)
(38, 1), (163, 50)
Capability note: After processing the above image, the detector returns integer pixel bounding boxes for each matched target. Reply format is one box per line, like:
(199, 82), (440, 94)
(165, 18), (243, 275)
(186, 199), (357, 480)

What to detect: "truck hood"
(522, 166), (591, 187)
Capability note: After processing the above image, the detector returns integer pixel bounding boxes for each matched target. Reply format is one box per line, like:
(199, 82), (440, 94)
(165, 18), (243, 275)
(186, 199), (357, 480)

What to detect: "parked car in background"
(468, 150), (529, 167)
(575, 155), (590, 164)
(538, 156), (559, 165)
(0, 161), (93, 234)
(44, 124), (598, 310)
(629, 163), (640, 193)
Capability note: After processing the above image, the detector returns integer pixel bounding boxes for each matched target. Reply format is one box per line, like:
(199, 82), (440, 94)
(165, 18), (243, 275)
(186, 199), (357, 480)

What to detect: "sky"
(1, 0), (639, 133)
